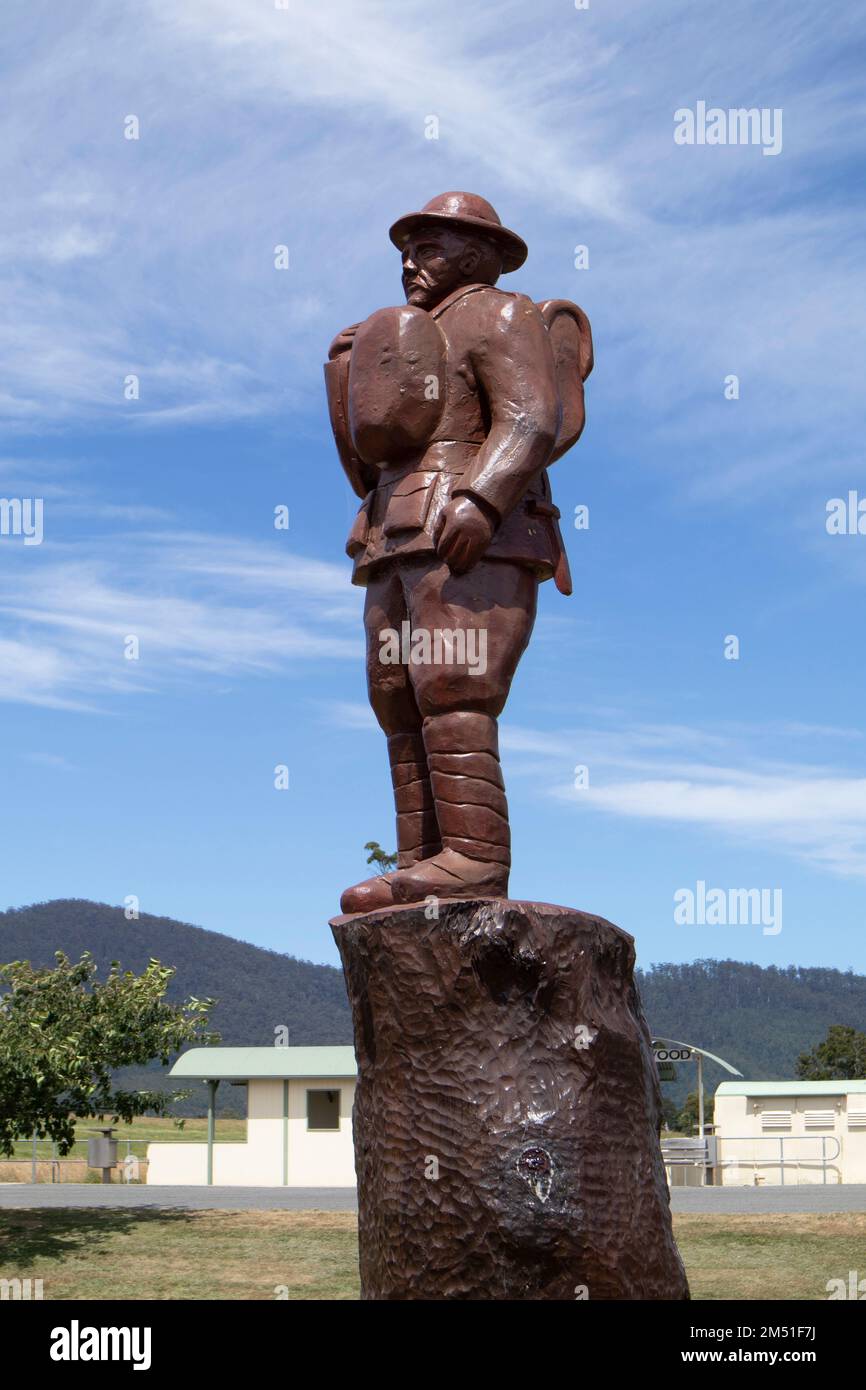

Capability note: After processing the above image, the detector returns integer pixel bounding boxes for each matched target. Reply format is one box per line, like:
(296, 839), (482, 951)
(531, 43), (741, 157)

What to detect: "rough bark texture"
(330, 898), (689, 1301)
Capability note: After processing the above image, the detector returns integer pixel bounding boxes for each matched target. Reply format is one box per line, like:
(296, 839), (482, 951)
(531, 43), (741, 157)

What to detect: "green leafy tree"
(676, 1090), (714, 1133)
(797, 1024), (866, 1081)
(0, 951), (217, 1156)
(660, 1096), (682, 1133)
(364, 840), (398, 874)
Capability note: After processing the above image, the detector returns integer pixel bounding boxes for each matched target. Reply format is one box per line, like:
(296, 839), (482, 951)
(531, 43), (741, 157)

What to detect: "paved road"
(2, 1183), (866, 1213)
(670, 1183), (866, 1214)
(0, 1184), (359, 1210)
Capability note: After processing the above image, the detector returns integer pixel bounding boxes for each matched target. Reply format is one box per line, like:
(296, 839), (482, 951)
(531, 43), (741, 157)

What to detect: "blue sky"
(1, 0), (864, 972)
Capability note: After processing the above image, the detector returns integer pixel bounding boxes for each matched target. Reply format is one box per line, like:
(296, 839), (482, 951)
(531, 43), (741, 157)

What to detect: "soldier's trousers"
(363, 557), (538, 734)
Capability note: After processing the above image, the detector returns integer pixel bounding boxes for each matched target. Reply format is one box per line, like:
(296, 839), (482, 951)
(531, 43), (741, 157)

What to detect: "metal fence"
(661, 1132), (843, 1186)
(715, 1133), (842, 1185)
(0, 1135), (151, 1184)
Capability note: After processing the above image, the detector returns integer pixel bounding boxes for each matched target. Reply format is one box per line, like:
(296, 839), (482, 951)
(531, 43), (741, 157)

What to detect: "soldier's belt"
(376, 439), (481, 487)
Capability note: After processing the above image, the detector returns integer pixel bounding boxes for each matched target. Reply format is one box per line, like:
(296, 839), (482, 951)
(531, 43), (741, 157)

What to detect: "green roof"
(716, 1080), (866, 1097)
(169, 1046), (357, 1080)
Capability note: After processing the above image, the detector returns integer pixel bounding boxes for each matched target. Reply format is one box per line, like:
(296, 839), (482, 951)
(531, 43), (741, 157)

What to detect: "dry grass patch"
(0, 1208), (360, 1301)
(673, 1213), (866, 1301)
(2, 1209), (863, 1301)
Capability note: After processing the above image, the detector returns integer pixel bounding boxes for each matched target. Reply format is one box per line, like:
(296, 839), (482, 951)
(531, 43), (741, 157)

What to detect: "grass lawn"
(0, 1210), (360, 1300)
(675, 1213), (866, 1300)
(2, 1210), (865, 1300)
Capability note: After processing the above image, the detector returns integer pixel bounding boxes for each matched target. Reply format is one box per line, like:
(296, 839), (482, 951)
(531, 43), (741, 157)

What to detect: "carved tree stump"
(331, 898), (689, 1301)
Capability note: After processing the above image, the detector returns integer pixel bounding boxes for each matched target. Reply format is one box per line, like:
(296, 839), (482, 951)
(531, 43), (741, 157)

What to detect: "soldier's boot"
(391, 711), (510, 903)
(339, 732), (441, 913)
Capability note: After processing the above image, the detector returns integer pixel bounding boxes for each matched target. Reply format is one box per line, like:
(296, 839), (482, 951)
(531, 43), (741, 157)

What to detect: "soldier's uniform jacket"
(324, 283), (591, 595)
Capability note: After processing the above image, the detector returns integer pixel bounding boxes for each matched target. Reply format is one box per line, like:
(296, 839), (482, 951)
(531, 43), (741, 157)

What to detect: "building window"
(847, 1110), (866, 1131)
(307, 1089), (340, 1131)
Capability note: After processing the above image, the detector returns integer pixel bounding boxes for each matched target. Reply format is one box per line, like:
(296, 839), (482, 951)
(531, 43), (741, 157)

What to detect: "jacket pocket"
(382, 472), (437, 536)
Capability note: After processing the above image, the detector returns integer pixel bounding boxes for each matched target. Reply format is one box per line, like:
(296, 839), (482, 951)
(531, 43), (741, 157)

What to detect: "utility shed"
(146, 1047), (357, 1187)
(713, 1080), (866, 1186)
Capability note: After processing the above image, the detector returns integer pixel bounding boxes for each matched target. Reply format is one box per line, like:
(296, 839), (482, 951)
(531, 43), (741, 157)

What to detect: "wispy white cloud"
(325, 700), (378, 731)
(565, 772), (866, 881)
(516, 715), (866, 880)
(0, 529), (361, 710)
(20, 750), (77, 771)
(0, 0), (861, 502)
(293, 705), (866, 881)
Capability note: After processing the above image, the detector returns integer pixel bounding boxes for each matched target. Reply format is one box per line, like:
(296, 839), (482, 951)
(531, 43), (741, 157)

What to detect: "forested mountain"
(2, 900), (864, 1113)
(0, 899), (351, 1044)
(0, 899), (352, 1115)
(637, 959), (866, 1106)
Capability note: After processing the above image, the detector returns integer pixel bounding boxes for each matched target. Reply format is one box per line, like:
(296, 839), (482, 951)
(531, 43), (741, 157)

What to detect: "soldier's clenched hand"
(435, 495), (496, 573)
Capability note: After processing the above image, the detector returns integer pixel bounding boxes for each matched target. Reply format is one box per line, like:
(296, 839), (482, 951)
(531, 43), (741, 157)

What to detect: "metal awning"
(169, 1045), (357, 1080)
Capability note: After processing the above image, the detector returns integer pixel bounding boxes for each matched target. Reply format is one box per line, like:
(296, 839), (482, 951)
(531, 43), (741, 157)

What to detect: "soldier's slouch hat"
(389, 191), (527, 273)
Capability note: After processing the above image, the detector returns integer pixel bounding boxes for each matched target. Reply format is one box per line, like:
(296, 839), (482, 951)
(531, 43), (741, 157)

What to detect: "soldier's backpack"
(325, 294), (594, 504)
(536, 299), (594, 462)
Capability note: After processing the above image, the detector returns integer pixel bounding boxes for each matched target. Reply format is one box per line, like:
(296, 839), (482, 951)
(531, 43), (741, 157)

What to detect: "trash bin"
(87, 1129), (118, 1183)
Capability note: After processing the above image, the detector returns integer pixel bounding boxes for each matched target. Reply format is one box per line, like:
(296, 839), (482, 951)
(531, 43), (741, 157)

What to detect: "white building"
(713, 1080), (866, 1185)
(147, 1048), (866, 1191)
(146, 1047), (357, 1187)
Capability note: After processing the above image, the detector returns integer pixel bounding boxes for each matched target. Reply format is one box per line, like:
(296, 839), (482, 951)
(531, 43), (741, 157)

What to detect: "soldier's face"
(401, 228), (480, 309)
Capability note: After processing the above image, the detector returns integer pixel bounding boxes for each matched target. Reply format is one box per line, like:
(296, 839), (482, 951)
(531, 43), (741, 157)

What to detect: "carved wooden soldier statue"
(325, 192), (592, 913)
